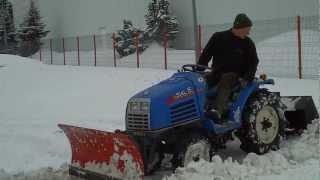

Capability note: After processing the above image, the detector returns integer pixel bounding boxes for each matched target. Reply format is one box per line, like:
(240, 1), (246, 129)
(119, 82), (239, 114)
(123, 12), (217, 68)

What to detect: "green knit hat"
(233, 13), (252, 29)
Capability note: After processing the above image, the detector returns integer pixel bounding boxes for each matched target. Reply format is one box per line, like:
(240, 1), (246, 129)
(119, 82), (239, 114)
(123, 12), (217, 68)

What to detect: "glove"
(195, 64), (209, 72)
(238, 78), (248, 88)
(195, 66), (206, 72)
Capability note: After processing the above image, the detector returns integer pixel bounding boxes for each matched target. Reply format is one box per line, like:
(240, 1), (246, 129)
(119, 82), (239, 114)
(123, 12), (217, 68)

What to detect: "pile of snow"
(0, 164), (69, 180)
(165, 120), (319, 180)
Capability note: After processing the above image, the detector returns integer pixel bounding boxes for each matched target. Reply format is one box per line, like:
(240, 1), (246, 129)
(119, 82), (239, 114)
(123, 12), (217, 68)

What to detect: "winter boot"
(206, 109), (222, 122)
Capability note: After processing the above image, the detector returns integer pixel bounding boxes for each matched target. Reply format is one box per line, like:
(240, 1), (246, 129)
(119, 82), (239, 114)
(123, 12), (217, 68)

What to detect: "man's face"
(237, 27), (251, 39)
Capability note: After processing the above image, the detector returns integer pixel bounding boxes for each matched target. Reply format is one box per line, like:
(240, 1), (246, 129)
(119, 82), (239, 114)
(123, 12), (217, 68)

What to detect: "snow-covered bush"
(113, 0), (179, 58)
(113, 20), (148, 57)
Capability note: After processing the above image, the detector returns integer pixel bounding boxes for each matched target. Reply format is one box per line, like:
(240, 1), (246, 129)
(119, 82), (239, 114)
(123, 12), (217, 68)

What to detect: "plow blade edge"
(58, 124), (144, 180)
(281, 96), (319, 132)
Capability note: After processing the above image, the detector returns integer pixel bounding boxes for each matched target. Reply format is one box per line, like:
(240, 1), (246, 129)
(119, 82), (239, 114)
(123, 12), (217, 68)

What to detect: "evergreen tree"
(17, 0), (49, 56)
(113, 0), (178, 58)
(0, 0), (17, 50)
(113, 20), (147, 57)
(18, 0), (49, 42)
(144, 0), (179, 44)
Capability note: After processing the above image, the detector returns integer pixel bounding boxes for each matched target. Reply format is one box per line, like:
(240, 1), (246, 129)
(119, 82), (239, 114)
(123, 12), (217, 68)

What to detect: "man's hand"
(195, 66), (205, 72)
(195, 64), (209, 72)
(238, 78), (248, 88)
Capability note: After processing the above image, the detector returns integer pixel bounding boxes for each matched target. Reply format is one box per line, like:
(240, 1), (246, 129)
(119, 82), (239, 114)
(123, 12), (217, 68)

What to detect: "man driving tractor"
(197, 13), (259, 123)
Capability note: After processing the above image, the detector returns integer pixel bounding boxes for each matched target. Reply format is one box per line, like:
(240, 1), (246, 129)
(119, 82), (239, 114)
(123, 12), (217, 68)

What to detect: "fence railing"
(34, 15), (319, 80)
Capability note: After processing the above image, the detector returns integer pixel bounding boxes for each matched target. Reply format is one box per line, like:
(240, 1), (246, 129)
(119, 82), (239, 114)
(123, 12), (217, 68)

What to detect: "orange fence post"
(39, 44), (42, 62)
(93, 34), (97, 66)
(135, 33), (140, 68)
(198, 24), (202, 54)
(77, 36), (80, 66)
(163, 30), (168, 70)
(62, 37), (66, 65)
(296, 15), (302, 79)
(112, 33), (117, 67)
(50, 39), (53, 64)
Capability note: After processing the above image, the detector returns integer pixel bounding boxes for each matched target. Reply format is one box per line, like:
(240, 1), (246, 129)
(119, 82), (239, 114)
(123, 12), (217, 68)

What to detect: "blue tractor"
(59, 64), (318, 180)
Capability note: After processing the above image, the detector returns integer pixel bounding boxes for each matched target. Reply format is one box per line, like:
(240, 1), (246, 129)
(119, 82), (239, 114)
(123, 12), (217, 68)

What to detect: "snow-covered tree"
(113, 0), (178, 58)
(17, 0), (49, 56)
(145, 0), (179, 44)
(0, 0), (17, 51)
(17, 0), (49, 42)
(113, 20), (147, 57)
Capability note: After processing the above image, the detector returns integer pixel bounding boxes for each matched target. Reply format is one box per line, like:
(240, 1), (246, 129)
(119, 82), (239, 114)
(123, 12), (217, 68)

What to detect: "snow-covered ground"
(165, 121), (320, 180)
(0, 53), (319, 180)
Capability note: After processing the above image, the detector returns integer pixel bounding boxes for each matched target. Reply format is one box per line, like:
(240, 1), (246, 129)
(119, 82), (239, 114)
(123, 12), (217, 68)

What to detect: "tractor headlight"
(126, 98), (150, 131)
(131, 102), (140, 112)
(127, 98), (150, 114)
(140, 102), (149, 112)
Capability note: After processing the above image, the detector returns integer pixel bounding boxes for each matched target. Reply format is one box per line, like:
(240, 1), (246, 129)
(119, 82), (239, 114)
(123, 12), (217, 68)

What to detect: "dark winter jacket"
(197, 29), (259, 85)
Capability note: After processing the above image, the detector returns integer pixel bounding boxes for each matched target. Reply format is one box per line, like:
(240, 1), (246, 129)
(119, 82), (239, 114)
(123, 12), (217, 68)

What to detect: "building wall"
(37, 0), (148, 38)
(10, 0), (148, 38)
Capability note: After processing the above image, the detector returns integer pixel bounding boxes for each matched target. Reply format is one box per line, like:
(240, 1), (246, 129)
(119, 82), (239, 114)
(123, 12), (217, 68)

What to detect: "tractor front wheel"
(172, 133), (212, 169)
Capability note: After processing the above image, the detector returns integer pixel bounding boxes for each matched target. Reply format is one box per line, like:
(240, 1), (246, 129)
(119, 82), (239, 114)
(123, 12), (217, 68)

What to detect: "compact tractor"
(59, 64), (318, 180)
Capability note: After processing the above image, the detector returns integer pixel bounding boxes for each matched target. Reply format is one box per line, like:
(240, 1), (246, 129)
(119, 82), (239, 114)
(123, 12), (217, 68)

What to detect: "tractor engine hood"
(126, 72), (206, 131)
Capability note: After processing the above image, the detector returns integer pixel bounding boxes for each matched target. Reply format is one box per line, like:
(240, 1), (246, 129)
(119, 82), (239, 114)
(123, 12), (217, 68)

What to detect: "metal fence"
(253, 16), (319, 79)
(35, 15), (319, 79)
(187, 15), (319, 79)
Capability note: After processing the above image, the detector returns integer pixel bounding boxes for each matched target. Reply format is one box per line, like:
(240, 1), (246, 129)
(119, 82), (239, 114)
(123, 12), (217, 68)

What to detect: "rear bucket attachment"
(281, 96), (319, 134)
(58, 124), (144, 180)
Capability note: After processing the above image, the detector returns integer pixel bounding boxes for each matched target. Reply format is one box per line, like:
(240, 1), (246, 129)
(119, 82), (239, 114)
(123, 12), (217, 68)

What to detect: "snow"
(75, 152), (142, 180)
(0, 34), (319, 179)
(0, 54), (171, 174)
(165, 120), (320, 180)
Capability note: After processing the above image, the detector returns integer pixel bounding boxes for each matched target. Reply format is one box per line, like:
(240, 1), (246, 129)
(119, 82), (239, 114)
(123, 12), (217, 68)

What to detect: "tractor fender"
(228, 82), (262, 124)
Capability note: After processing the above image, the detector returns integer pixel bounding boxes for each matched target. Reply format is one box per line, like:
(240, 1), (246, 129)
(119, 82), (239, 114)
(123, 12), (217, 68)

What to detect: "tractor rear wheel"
(237, 89), (285, 154)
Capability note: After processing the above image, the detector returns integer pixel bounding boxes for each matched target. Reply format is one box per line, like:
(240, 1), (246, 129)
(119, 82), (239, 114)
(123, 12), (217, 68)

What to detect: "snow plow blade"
(58, 124), (144, 180)
(281, 96), (319, 133)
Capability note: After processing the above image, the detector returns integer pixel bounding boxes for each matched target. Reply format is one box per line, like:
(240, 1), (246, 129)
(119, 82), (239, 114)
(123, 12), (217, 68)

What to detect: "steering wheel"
(181, 64), (212, 73)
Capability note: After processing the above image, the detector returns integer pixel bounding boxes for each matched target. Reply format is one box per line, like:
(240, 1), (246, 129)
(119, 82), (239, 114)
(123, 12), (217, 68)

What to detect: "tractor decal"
(167, 87), (194, 105)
